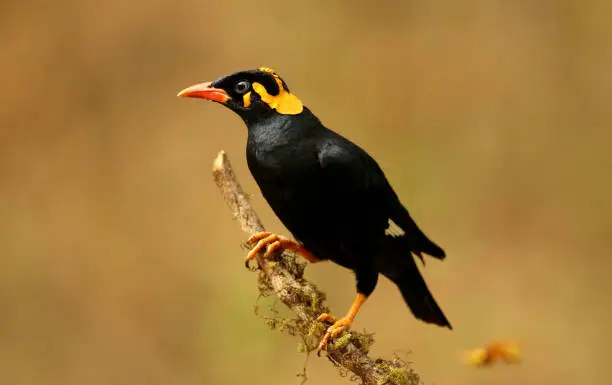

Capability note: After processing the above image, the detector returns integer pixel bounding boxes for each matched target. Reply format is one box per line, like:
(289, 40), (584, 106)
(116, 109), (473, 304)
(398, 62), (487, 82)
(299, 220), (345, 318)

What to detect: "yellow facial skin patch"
(243, 91), (251, 108)
(252, 68), (304, 115)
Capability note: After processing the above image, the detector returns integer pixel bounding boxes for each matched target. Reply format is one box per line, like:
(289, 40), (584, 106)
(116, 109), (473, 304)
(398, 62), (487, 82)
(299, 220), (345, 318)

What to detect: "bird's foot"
(244, 232), (283, 268)
(245, 232), (317, 268)
(316, 313), (353, 354)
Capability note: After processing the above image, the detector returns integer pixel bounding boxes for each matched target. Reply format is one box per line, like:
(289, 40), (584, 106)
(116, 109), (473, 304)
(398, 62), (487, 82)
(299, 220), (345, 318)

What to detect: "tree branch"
(212, 150), (420, 385)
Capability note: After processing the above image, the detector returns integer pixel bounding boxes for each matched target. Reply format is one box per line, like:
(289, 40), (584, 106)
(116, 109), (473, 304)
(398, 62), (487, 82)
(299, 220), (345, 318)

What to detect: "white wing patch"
(385, 219), (405, 237)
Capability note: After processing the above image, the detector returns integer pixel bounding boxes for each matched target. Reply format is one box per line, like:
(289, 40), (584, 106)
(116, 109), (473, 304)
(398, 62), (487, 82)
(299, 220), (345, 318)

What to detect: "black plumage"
(178, 68), (451, 349)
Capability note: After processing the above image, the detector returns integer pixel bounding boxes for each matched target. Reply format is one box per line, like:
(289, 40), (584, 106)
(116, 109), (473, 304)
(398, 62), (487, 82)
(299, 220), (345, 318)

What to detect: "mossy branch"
(212, 150), (420, 385)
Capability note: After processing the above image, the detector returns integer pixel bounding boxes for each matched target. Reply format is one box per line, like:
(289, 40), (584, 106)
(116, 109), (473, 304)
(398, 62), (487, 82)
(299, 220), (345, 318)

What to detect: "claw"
(244, 232), (276, 268)
(315, 293), (367, 356)
(244, 232), (270, 268)
(316, 315), (353, 355)
(244, 232), (314, 269)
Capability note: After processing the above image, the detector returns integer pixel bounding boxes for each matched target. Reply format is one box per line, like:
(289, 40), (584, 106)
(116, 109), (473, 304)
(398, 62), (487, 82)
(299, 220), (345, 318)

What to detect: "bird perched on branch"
(178, 67), (451, 352)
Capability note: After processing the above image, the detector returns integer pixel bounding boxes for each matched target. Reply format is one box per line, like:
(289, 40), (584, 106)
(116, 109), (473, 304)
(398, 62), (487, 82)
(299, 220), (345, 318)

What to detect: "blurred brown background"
(1, 1), (611, 384)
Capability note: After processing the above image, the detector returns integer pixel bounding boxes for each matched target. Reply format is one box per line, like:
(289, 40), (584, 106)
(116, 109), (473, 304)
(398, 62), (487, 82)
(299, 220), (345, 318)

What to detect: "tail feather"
(379, 236), (452, 329)
(396, 265), (452, 329)
(406, 226), (445, 259)
(390, 202), (445, 260)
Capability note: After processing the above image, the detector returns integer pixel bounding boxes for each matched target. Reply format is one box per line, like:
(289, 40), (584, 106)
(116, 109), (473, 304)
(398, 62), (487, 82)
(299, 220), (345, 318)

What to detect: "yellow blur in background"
(462, 340), (521, 367)
(1, 1), (611, 385)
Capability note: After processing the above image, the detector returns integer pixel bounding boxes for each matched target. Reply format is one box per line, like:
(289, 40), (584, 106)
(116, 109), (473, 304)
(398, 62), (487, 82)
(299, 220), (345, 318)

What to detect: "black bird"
(178, 68), (451, 351)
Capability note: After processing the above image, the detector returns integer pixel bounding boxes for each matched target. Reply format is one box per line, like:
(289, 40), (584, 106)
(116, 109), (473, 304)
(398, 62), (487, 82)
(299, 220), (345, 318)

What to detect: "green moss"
(374, 359), (420, 385)
(256, 270), (274, 297)
(278, 251), (305, 279)
(309, 289), (320, 311)
(278, 317), (299, 334)
(353, 331), (374, 354)
(246, 245), (421, 385)
(308, 321), (326, 337)
(333, 332), (353, 349)
(380, 366), (410, 385)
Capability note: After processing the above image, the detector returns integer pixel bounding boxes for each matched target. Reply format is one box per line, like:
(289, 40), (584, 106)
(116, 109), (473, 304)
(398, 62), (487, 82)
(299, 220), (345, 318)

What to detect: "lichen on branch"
(212, 150), (420, 385)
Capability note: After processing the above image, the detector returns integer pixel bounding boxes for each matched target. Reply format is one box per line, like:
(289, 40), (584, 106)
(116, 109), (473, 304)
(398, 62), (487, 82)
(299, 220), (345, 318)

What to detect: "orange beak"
(177, 82), (230, 103)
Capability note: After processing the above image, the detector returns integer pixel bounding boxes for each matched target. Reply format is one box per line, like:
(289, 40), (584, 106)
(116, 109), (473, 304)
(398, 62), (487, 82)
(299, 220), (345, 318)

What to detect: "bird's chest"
(246, 134), (318, 187)
(246, 133), (325, 225)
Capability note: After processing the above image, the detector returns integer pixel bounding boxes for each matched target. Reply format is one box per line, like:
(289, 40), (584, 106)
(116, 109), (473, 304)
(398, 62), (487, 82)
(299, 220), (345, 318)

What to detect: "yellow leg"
(316, 293), (368, 354)
(245, 232), (320, 268)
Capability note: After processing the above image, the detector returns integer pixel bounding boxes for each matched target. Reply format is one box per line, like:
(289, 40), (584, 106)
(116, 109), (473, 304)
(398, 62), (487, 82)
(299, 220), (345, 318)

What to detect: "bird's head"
(177, 67), (304, 123)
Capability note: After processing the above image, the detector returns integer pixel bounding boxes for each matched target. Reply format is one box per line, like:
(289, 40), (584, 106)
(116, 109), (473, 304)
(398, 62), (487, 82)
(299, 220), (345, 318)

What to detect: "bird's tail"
(379, 237), (452, 329)
(395, 267), (452, 329)
(404, 224), (446, 260)
(390, 202), (446, 260)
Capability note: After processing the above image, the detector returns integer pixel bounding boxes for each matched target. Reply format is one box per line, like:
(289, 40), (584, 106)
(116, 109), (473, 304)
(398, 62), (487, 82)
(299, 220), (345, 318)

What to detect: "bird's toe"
(245, 232), (296, 268)
(247, 231), (271, 245)
(316, 316), (353, 354)
(264, 240), (282, 258)
(316, 313), (338, 324)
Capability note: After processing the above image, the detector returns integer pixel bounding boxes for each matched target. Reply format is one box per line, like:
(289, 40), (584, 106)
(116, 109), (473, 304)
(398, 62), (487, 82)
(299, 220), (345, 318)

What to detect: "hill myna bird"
(178, 67), (451, 352)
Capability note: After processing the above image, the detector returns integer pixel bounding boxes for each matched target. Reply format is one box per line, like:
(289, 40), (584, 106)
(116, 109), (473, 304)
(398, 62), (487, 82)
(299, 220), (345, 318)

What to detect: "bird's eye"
(235, 81), (250, 94)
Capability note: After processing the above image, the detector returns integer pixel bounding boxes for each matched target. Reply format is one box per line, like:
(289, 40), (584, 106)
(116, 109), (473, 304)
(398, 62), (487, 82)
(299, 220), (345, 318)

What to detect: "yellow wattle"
(252, 82), (303, 115)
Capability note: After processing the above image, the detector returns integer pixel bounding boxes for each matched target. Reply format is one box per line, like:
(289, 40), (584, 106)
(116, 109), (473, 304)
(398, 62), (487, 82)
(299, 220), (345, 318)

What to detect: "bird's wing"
(318, 136), (445, 260)
(317, 139), (395, 234)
